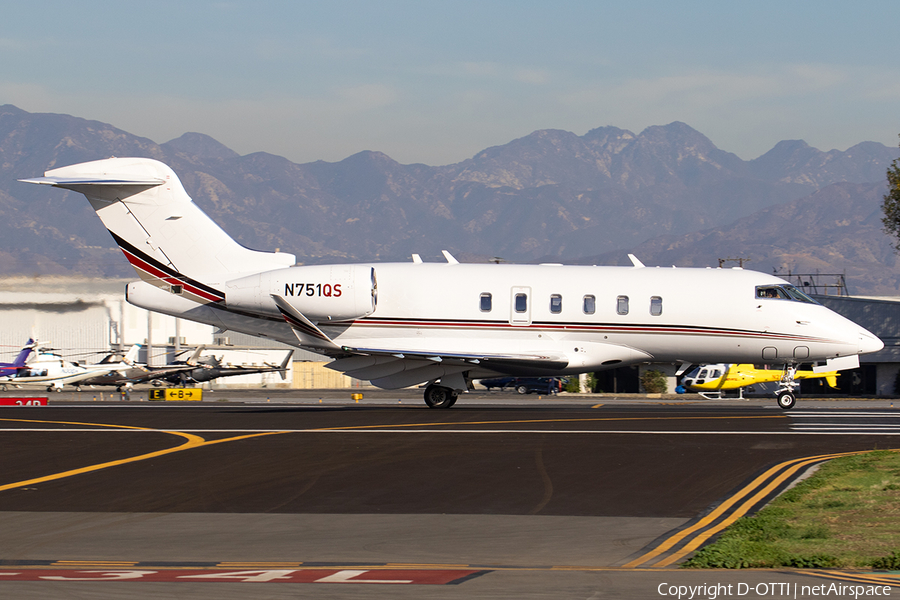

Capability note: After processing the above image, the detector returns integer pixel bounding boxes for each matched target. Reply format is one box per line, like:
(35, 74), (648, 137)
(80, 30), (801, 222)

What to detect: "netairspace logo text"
(658, 582), (892, 599)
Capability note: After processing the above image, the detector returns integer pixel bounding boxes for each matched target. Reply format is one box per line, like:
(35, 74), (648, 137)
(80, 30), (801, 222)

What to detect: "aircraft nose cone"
(859, 329), (884, 355)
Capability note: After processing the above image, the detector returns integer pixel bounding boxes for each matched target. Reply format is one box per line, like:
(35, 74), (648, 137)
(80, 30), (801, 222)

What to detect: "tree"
(881, 135), (900, 251)
(640, 369), (668, 394)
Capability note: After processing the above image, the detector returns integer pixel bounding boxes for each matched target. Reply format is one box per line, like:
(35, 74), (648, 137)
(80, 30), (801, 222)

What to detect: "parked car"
(478, 376), (517, 390)
(479, 377), (564, 394)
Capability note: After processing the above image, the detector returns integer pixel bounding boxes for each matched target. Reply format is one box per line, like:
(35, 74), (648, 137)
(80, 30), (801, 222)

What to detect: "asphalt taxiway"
(1, 390), (899, 598)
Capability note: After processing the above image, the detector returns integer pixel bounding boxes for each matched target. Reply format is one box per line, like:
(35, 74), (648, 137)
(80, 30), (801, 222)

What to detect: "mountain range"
(1, 104), (898, 295)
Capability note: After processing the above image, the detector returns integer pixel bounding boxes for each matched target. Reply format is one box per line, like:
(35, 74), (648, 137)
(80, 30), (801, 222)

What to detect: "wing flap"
(326, 345), (569, 390)
(338, 345), (569, 371)
(371, 364), (468, 390)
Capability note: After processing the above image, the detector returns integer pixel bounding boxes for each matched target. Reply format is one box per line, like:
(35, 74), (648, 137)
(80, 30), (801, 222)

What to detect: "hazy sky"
(3, 1), (898, 165)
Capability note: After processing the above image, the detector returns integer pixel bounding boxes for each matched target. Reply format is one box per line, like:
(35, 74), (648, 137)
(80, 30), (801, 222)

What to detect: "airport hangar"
(0, 276), (896, 394)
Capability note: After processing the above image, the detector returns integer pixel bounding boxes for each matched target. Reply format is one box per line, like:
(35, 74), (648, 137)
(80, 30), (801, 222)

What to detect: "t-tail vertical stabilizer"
(20, 158), (295, 304)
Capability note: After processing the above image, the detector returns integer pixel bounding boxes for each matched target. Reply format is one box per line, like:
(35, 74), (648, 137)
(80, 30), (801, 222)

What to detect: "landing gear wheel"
(516, 385), (528, 395)
(776, 391), (796, 410)
(424, 385), (458, 408)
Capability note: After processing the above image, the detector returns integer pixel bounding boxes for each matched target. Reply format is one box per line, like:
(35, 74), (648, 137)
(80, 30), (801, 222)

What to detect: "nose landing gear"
(774, 365), (798, 410)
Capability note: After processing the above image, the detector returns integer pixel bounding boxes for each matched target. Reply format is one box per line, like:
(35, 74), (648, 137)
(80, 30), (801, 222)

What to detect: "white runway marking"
(789, 410), (900, 434)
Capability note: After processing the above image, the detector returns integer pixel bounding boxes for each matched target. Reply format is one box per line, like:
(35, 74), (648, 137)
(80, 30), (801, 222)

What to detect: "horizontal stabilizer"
(20, 175), (165, 188)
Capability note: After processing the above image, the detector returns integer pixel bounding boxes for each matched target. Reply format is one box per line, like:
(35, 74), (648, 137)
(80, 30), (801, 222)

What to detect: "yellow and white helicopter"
(680, 363), (839, 399)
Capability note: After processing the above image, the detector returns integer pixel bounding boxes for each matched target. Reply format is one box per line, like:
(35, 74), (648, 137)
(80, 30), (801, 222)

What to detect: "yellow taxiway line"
(0, 417), (286, 492)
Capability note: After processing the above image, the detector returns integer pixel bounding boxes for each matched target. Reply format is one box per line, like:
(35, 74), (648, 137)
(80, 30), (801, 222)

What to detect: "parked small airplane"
(0, 345), (141, 392)
(75, 346), (291, 389)
(76, 345), (202, 390)
(681, 363), (840, 399)
(0, 339), (36, 378)
(153, 349), (293, 387)
(21, 157), (884, 409)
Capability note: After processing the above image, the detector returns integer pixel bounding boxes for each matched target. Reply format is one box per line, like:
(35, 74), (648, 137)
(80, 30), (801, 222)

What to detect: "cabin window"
(583, 295), (596, 314)
(550, 294), (562, 314)
(515, 293), (528, 313)
(616, 295), (629, 315)
(650, 296), (663, 316)
(480, 293), (492, 312)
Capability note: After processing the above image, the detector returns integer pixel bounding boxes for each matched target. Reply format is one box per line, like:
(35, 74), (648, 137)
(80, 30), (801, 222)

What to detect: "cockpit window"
(783, 285), (818, 304)
(755, 285), (819, 304)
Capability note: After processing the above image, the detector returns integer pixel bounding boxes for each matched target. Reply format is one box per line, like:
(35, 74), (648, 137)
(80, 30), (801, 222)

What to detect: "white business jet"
(21, 158), (883, 409)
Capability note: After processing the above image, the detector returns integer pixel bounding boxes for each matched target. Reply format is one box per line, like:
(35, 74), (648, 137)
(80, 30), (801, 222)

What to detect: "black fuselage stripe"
(109, 231), (225, 301)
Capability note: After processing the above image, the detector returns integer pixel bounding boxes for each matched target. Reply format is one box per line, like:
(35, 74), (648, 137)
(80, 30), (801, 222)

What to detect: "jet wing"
(328, 345), (569, 390)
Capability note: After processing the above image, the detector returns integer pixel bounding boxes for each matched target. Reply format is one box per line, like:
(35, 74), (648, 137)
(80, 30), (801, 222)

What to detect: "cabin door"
(509, 286), (532, 326)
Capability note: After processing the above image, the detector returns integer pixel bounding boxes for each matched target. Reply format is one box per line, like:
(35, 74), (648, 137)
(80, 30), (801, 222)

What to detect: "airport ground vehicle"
(480, 376), (565, 394)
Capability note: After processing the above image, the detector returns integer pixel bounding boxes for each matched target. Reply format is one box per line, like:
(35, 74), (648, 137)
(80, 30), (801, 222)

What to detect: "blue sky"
(3, 1), (898, 165)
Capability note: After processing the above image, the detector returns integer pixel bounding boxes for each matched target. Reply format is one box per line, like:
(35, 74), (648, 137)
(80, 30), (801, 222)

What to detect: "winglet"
(628, 254), (645, 268)
(442, 250), (459, 264)
(270, 295), (340, 349)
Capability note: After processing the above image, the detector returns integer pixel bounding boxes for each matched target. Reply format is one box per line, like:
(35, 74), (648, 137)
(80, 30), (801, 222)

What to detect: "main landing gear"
(774, 365), (798, 410)
(423, 384), (459, 409)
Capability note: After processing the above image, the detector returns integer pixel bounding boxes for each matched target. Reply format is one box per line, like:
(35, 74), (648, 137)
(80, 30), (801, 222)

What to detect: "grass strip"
(683, 450), (900, 569)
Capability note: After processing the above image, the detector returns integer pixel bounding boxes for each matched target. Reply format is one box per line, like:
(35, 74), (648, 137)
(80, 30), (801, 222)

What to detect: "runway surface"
(2, 390), (900, 598)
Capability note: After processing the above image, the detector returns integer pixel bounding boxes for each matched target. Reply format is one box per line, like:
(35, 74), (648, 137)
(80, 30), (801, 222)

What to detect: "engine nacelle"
(226, 264), (376, 321)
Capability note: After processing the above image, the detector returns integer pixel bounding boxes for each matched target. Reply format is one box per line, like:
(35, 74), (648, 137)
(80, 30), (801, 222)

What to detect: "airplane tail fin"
(826, 374), (839, 388)
(123, 344), (142, 365)
(12, 339), (35, 367)
(186, 345), (205, 366)
(21, 158), (295, 304)
(277, 350), (293, 381)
